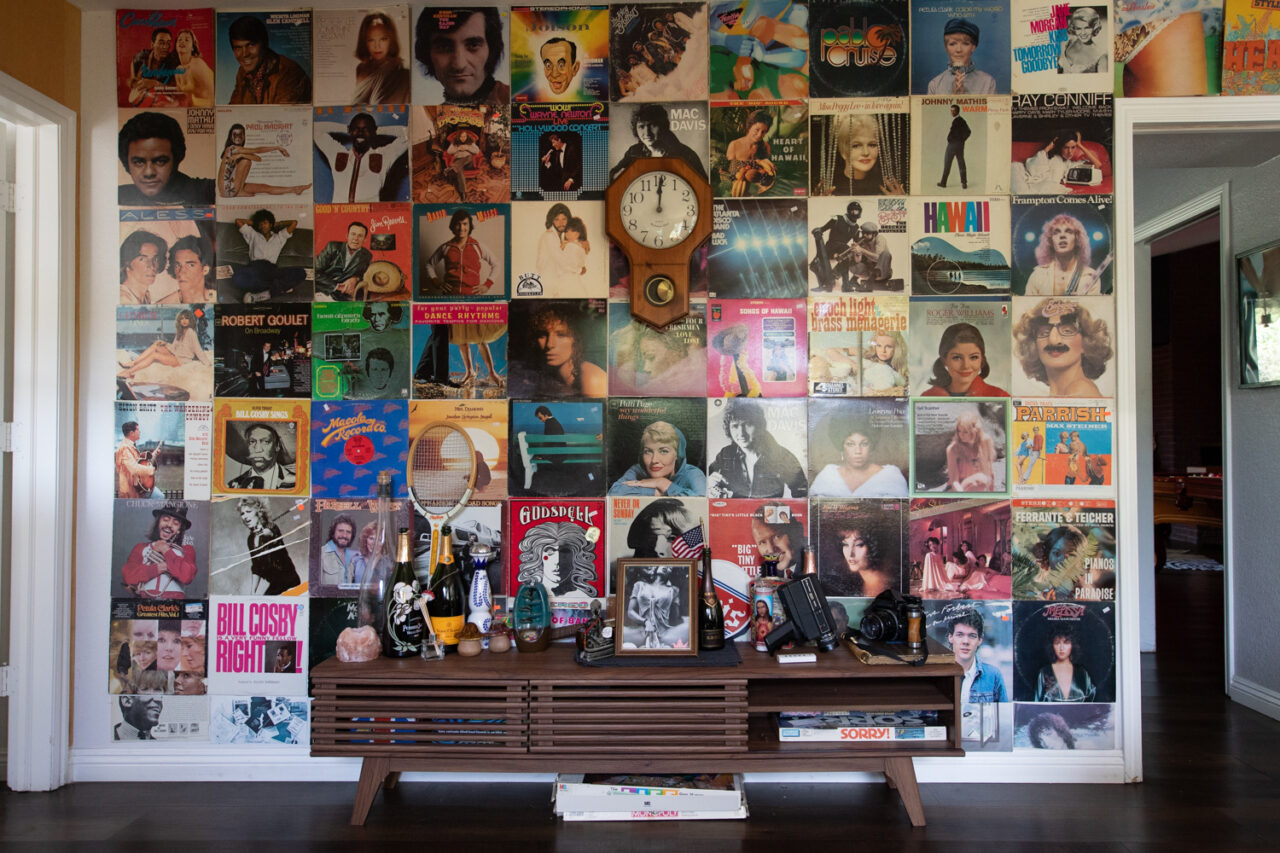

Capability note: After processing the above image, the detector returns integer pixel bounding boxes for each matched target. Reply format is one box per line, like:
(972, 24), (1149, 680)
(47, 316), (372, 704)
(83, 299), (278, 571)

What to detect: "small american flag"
(671, 524), (704, 560)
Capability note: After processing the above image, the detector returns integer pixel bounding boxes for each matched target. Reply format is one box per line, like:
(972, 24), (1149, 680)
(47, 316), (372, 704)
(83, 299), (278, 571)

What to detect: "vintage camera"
(764, 574), (840, 654)
(858, 590), (926, 653)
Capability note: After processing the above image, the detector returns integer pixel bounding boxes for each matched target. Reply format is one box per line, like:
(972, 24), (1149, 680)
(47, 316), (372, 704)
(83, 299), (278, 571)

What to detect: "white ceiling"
(1133, 129), (1280, 171)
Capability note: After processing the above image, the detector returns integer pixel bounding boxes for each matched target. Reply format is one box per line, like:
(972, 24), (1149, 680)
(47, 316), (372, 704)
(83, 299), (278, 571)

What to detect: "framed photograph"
(1237, 239), (1280, 388)
(614, 558), (697, 656)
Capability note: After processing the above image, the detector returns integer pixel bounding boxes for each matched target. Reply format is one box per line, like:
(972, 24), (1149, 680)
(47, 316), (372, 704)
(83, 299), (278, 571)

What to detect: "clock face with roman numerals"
(618, 170), (699, 250)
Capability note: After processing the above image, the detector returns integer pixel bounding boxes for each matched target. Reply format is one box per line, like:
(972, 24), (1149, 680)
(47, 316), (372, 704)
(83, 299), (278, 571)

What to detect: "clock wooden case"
(605, 156), (711, 330)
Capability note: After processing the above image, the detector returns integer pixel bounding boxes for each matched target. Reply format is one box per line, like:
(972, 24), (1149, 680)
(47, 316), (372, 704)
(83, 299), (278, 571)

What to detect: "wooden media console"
(311, 645), (963, 826)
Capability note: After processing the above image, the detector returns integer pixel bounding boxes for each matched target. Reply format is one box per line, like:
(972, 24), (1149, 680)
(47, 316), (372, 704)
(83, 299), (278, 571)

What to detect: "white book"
(554, 773), (744, 813)
(778, 724), (948, 742)
(559, 801), (749, 822)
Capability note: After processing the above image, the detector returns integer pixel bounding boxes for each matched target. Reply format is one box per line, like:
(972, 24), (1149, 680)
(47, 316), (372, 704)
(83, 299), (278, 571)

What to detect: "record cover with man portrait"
(111, 498), (210, 600)
(114, 399), (210, 502)
(214, 10), (314, 105)
(413, 203), (510, 300)
(215, 203), (314, 303)
(510, 5), (610, 102)
(410, 6), (512, 105)
(311, 302), (412, 401)
(313, 203), (412, 302)
(212, 398), (310, 497)
(117, 107), (217, 207)
(313, 104), (411, 205)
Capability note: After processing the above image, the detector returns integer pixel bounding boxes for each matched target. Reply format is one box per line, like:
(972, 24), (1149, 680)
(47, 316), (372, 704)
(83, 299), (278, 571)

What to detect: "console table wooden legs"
(346, 755), (930, 827)
(883, 756), (926, 827)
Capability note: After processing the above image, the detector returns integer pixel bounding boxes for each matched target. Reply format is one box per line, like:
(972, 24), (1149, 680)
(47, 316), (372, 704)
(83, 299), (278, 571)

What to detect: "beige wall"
(0, 1), (81, 110)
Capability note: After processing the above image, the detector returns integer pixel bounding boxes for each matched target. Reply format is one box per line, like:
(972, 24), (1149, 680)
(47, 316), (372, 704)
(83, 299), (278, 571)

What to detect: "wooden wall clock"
(605, 156), (711, 330)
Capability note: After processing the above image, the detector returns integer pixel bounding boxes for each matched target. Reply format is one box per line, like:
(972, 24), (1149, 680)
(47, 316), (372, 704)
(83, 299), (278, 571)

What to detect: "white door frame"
(1113, 97), (1280, 783)
(0, 72), (77, 792)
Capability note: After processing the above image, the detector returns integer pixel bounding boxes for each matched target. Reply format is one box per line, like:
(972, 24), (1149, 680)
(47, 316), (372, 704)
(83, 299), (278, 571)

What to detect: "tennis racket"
(407, 421), (478, 578)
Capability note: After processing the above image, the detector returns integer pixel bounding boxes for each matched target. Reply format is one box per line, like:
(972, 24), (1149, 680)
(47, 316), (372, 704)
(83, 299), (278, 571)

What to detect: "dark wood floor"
(4, 569), (1277, 851)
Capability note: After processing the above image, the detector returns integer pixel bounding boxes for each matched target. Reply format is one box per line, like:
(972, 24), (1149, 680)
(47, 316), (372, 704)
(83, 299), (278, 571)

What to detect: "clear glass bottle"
(357, 470), (394, 640)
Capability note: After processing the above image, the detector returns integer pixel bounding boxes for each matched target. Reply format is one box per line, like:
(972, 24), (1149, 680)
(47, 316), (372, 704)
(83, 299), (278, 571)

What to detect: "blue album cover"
(309, 399), (409, 500)
(510, 102), (609, 201)
(910, 2), (1010, 95)
(215, 10), (314, 105)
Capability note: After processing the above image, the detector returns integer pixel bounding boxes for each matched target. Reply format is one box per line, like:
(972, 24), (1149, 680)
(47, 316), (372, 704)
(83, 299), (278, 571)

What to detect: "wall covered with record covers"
(86, 0), (1150, 772)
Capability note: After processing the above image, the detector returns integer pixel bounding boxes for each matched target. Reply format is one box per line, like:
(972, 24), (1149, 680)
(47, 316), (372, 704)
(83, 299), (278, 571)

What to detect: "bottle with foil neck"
(427, 525), (466, 652)
(384, 528), (426, 657)
(698, 548), (726, 651)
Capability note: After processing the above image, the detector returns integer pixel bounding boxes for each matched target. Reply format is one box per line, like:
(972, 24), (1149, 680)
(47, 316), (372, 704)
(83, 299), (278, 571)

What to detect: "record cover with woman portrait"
(308, 496), (411, 595)
(707, 299), (808, 397)
(709, 101), (809, 199)
(606, 397), (708, 498)
(117, 304), (214, 403)
(807, 293), (909, 397)
(911, 399), (1009, 496)
(510, 5), (611, 102)
(808, 0), (909, 97)
(610, 3), (710, 101)
(807, 397), (909, 498)
(118, 209), (217, 305)
(214, 10), (314, 105)
(508, 400), (605, 498)
(510, 200), (608, 299)
(1012, 599), (1116, 703)
(1014, 701), (1115, 750)
(706, 397), (809, 499)
(411, 104), (511, 205)
(607, 495), (709, 589)
(214, 107), (314, 203)
(1012, 196), (1114, 296)
(1011, 498), (1116, 601)
(809, 497), (906, 599)
(413, 202), (510, 300)
(709, 0), (810, 100)
(910, 1), (1010, 95)
(909, 497), (1012, 600)
(810, 97), (910, 196)
(508, 498), (607, 602)
(607, 303), (708, 397)
(1010, 93), (1113, 197)
(908, 297), (1012, 398)
(410, 6), (512, 105)
(208, 495), (310, 597)
(506, 299), (607, 399)
(313, 104), (411, 204)
(1010, 296), (1115, 398)
(312, 7), (413, 106)
(1011, 1), (1112, 94)
(117, 8), (216, 108)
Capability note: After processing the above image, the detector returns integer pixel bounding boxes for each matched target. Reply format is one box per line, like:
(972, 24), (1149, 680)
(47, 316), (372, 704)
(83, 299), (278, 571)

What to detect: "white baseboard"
(69, 747), (1128, 785)
(1229, 675), (1280, 722)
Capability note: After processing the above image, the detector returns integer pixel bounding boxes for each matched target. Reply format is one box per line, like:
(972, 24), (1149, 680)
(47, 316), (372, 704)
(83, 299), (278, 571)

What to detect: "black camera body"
(858, 589), (926, 652)
(764, 574), (840, 654)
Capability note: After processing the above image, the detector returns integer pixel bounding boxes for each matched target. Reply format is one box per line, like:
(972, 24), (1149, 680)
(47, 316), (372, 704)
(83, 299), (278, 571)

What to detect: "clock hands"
(655, 175), (665, 214)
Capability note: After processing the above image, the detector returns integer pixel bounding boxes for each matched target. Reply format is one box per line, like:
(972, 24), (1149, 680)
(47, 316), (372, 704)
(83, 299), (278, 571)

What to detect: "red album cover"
(116, 8), (215, 108)
(313, 203), (412, 302)
(706, 299), (807, 397)
(507, 499), (607, 603)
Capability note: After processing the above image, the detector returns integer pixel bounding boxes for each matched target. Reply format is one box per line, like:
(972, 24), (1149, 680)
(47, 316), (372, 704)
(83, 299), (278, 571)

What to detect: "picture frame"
(1236, 239), (1280, 388)
(614, 558), (698, 656)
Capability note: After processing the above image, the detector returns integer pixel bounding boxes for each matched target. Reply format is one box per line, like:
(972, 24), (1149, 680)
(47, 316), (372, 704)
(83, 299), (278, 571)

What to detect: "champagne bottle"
(357, 471), (394, 640)
(427, 524), (466, 652)
(383, 527), (426, 658)
(698, 548), (726, 651)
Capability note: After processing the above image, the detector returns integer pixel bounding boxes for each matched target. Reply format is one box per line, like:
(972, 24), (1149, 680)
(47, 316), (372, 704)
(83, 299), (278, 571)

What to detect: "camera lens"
(860, 610), (899, 642)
